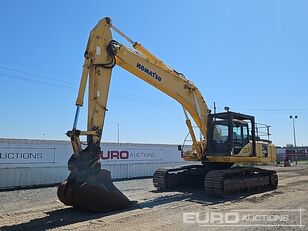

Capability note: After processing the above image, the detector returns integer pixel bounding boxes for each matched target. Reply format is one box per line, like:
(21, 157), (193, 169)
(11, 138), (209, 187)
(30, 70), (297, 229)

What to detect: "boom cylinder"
(73, 106), (81, 130)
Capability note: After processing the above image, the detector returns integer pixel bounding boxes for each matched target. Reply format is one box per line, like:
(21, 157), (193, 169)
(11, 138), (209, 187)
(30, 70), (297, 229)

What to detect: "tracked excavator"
(57, 17), (278, 212)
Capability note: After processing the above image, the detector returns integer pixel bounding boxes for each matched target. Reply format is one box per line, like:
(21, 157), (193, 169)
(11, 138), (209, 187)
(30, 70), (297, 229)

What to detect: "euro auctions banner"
(99, 147), (163, 162)
(0, 147), (55, 164)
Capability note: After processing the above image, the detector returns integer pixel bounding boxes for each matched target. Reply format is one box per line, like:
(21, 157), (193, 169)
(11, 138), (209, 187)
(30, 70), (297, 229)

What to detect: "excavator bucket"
(57, 143), (135, 212)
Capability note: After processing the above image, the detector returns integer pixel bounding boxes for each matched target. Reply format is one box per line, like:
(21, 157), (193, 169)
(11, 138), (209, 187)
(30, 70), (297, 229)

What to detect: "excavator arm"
(58, 17), (210, 212)
(70, 17), (209, 161)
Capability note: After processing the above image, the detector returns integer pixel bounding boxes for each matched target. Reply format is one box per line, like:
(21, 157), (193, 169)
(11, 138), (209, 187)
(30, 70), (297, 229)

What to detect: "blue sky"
(0, 0), (307, 147)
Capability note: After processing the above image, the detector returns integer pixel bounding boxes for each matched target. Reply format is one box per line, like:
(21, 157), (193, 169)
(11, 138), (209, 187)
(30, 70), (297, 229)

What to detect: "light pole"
(117, 123), (120, 143)
(289, 115), (298, 164)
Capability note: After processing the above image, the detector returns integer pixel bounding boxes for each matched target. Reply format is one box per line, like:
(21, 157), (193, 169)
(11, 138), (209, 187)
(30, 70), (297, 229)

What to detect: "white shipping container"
(0, 138), (190, 189)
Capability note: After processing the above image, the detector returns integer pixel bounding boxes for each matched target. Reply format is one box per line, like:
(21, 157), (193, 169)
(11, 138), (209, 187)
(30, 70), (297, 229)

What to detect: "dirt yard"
(0, 165), (307, 231)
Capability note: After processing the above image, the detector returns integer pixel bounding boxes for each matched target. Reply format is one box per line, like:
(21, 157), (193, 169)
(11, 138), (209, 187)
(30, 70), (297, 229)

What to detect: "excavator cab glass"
(212, 121), (229, 154)
(232, 120), (249, 154)
(207, 111), (256, 156)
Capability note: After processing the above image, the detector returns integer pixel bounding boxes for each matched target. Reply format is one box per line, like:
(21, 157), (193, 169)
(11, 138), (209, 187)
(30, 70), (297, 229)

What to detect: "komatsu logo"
(136, 63), (162, 82)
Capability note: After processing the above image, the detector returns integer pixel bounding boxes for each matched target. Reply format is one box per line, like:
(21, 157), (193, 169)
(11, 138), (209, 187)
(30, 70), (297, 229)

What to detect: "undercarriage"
(153, 164), (278, 197)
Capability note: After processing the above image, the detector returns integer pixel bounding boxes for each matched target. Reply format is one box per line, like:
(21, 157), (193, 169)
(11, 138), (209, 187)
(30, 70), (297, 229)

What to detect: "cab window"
(213, 124), (228, 142)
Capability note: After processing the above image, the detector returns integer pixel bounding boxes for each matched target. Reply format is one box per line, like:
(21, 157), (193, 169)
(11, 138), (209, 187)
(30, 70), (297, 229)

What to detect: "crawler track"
(153, 165), (207, 190)
(153, 165), (278, 197)
(204, 167), (278, 197)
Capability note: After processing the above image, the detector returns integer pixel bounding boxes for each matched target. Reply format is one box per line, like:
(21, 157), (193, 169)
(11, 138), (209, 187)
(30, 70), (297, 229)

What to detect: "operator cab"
(206, 111), (256, 156)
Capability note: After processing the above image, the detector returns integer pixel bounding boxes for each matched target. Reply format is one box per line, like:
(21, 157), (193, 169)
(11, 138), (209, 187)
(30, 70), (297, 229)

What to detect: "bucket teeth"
(57, 169), (134, 212)
(57, 143), (135, 212)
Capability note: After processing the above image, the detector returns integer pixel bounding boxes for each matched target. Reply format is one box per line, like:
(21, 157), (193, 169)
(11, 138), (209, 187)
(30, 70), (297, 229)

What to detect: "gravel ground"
(0, 165), (307, 231)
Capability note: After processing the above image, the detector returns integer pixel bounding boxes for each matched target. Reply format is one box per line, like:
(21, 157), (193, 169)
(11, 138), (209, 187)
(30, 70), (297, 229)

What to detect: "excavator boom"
(72, 18), (209, 160)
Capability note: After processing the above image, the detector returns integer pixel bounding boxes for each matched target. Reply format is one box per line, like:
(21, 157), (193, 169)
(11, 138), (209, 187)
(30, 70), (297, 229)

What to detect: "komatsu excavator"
(57, 17), (278, 212)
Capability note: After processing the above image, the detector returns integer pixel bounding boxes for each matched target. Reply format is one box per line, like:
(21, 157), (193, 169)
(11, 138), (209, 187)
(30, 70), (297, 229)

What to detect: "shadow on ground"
(0, 187), (270, 230)
(146, 186), (263, 207)
(0, 207), (121, 231)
